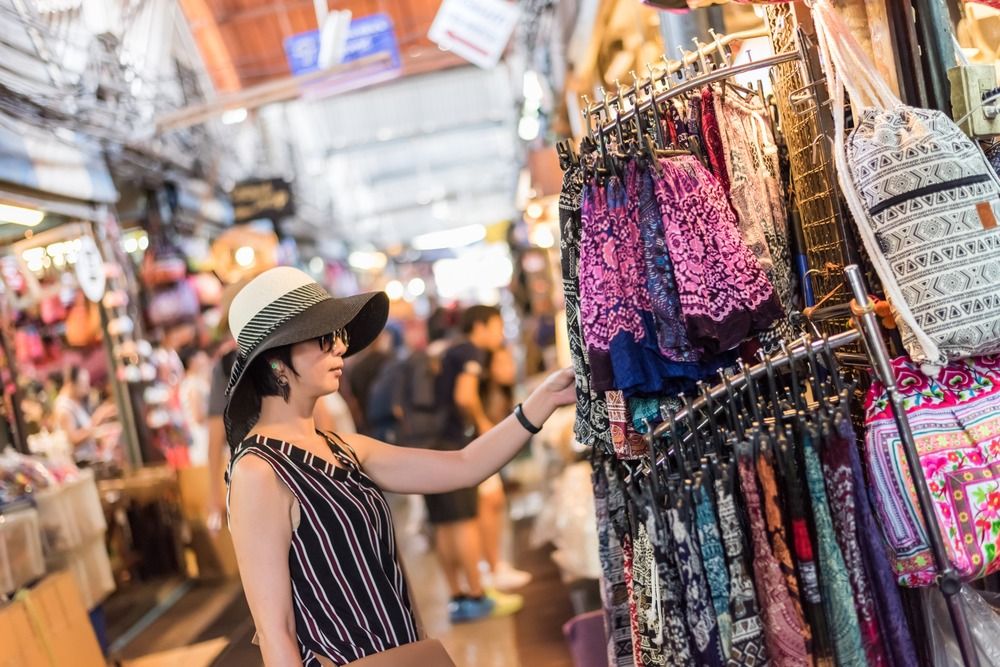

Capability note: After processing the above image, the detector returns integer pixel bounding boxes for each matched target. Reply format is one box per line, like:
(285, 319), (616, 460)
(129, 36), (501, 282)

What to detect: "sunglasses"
(316, 328), (349, 353)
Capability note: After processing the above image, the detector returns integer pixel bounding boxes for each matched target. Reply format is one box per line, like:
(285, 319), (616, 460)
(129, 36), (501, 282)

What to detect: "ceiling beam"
(178, 0), (242, 92)
(153, 53), (392, 133)
(213, 1), (316, 26)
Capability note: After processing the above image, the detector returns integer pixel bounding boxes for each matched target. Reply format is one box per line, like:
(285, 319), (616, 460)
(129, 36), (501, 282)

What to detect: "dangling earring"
(272, 362), (290, 400)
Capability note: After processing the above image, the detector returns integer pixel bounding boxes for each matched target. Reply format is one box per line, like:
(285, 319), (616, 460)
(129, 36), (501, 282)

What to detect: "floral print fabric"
(738, 452), (810, 667)
(820, 424), (890, 667)
(864, 355), (1000, 586)
(653, 156), (782, 354)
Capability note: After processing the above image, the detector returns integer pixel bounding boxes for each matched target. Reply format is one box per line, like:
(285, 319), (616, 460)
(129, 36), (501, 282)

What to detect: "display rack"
(844, 265), (980, 667)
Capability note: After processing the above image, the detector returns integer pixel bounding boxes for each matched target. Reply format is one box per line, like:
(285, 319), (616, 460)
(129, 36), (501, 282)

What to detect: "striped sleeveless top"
(227, 432), (419, 665)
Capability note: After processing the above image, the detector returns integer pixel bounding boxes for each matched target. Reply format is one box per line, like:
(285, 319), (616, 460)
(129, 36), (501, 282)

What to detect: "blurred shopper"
(343, 328), (393, 434)
(53, 367), (114, 464)
(477, 345), (532, 591)
(223, 268), (574, 664)
(425, 305), (525, 622)
(396, 319), (450, 447)
(363, 324), (406, 442)
(180, 349), (212, 465)
(205, 277), (251, 532)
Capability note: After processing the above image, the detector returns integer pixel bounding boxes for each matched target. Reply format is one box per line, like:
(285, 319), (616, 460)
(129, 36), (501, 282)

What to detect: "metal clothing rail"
(844, 265), (980, 667)
(588, 49), (801, 139)
(647, 327), (860, 443)
(597, 25), (773, 111)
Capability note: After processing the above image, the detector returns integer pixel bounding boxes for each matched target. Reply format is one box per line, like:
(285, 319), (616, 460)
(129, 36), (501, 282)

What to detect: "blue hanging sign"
(284, 13), (401, 77)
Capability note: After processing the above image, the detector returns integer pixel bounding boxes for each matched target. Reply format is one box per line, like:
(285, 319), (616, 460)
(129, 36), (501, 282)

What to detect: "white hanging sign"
(76, 235), (107, 303)
(428, 0), (520, 69)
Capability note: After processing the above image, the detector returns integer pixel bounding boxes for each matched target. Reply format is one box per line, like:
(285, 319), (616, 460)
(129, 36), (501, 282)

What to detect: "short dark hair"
(461, 305), (501, 335)
(246, 344), (297, 401)
(179, 347), (203, 371)
(62, 366), (83, 388)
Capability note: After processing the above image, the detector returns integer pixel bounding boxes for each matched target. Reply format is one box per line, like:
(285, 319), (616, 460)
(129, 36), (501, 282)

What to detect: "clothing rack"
(647, 328), (859, 442)
(640, 265), (980, 666)
(583, 27), (802, 139)
(844, 265), (980, 667)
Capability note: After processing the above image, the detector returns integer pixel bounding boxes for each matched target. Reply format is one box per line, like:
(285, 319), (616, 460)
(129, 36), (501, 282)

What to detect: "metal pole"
(844, 264), (980, 667)
(912, 0), (957, 114)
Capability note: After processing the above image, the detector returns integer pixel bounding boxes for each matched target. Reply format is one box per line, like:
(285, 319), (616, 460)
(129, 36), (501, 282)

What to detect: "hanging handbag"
(813, 0), (1000, 373)
(146, 280), (200, 327)
(65, 292), (101, 347)
(141, 241), (188, 287)
(865, 355), (1000, 587)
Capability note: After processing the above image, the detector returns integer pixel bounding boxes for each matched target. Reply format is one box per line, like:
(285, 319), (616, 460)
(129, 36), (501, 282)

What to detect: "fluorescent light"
(407, 277), (426, 297)
(530, 225), (555, 249)
(385, 280), (404, 300)
(0, 203), (44, 227)
(221, 108), (248, 125)
(518, 114), (540, 141)
(411, 224), (486, 251)
(348, 250), (388, 271)
(124, 237), (139, 253)
(234, 246), (256, 267)
(523, 70), (544, 102)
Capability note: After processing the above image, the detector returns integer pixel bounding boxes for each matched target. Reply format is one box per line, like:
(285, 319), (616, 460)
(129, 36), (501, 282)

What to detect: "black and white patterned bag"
(814, 0), (1000, 372)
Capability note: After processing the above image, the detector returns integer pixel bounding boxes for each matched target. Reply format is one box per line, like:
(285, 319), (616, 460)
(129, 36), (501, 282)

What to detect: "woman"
(179, 349), (212, 465)
(53, 367), (115, 464)
(224, 267), (574, 666)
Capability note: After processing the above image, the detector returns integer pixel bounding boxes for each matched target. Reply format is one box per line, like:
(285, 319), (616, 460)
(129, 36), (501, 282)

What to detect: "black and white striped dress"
(227, 432), (419, 665)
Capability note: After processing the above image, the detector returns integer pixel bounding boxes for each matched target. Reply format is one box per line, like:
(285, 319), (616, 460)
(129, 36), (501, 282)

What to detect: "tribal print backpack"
(813, 0), (1000, 373)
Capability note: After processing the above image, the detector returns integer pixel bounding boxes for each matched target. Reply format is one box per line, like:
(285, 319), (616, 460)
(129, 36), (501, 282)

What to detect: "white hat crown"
(229, 267), (319, 341)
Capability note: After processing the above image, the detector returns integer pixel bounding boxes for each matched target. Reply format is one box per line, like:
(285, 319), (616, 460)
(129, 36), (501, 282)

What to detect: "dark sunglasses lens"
(317, 333), (334, 352)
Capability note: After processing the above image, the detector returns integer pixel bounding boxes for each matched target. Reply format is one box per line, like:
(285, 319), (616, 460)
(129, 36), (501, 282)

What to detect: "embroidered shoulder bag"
(865, 355), (1000, 586)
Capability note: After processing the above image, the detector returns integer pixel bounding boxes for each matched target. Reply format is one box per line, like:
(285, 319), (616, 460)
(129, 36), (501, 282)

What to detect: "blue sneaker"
(448, 596), (496, 623)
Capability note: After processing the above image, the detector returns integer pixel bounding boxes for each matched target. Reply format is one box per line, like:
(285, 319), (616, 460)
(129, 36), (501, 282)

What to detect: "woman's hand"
(520, 368), (575, 429)
(536, 367), (576, 408)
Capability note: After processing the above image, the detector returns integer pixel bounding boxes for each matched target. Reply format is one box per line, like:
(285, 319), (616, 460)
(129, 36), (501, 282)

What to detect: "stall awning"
(0, 116), (117, 205)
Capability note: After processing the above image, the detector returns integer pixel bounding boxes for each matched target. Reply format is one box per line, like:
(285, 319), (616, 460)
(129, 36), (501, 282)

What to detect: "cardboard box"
(21, 571), (105, 667)
(120, 637), (228, 667)
(177, 467), (240, 580)
(177, 466), (212, 521)
(0, 599), (47, 667)
(187, 521), (240, 580)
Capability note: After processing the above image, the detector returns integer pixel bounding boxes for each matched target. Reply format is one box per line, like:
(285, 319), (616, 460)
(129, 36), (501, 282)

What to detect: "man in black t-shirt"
(425, 305), (507, 623)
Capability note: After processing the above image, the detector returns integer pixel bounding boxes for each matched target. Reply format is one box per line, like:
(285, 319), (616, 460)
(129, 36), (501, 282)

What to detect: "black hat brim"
(223, 291), (389, 449)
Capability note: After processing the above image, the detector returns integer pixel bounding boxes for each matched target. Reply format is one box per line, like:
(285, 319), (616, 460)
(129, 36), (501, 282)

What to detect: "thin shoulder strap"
(318, 431), (361, 470)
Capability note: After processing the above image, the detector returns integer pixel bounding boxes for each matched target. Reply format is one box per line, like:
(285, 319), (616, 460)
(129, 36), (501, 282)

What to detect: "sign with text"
(75, 236), (106, 303)
(231, 178), (295, 225)
(284, 13), (401, 77)
(428, 0), (520, 69)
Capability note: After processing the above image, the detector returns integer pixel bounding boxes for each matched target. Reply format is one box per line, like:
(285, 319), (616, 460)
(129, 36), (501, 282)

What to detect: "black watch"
(514, 403), (542, 434)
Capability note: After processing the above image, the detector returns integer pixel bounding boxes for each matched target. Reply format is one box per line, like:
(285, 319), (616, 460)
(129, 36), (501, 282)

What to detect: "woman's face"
(287, 333), (348, 399)
(74, 370), (91, 400)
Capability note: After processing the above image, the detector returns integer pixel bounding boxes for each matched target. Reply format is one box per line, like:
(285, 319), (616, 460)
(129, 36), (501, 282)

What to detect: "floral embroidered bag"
(865, 355), (1000, 586)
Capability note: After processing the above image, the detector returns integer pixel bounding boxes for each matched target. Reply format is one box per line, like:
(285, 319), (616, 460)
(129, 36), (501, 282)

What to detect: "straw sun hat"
(223, 266), (389, 448)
